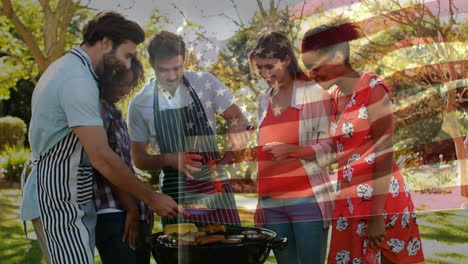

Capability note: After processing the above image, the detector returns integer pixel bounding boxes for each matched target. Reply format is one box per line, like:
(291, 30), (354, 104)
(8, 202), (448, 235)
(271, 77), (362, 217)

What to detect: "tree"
(357, 0), (468, 195)
(0, 0), (91, 99)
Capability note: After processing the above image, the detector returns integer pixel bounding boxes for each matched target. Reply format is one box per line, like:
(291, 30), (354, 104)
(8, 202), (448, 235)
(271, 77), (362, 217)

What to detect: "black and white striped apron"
(37, 133), (96, 264)
(36, 49), (98, 264)
(153, 76), (240, 227)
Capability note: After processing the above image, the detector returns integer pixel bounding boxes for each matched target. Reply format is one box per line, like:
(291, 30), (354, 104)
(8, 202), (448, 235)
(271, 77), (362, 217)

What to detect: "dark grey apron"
(153, 76), (240, 226)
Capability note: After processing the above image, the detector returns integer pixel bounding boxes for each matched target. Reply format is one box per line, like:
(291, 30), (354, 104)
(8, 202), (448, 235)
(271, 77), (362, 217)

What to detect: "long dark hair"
(248, 31), (309, 81)
(99, 56), (144, 103)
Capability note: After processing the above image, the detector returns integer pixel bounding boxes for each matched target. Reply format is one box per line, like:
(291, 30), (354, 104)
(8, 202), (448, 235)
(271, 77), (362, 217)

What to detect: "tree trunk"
(441, 83), (468, 197)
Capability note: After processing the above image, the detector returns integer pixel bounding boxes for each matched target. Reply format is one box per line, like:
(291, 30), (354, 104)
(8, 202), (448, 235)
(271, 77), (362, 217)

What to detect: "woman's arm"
(109, 183), (140, 249)
(367, 84), (394, 249)
(305, 90), (336, 165)
(368, 84), (394, 215)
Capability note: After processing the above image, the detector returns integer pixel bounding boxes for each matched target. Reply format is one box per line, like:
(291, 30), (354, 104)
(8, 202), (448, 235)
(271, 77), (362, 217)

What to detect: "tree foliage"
(0, 0), (91, 99)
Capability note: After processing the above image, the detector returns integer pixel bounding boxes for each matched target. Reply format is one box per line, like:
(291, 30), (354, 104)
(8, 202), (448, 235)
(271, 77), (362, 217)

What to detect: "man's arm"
(131, 141), (167, 171)
(73, 126), (185, 218)
(221, 104), (252, 150)
(131, 141), (202, 179)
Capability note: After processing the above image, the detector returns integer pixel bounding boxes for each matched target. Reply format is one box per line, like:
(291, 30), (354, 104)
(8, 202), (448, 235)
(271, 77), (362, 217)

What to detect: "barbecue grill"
(147, 226), (287, 264)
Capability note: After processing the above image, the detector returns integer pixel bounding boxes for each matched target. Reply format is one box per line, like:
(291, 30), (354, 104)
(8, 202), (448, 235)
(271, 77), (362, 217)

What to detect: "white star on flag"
(240, 104), (247, 112)
(204, 59), (213, 67)
(188, 45), (195, 53)
(230, 117), (239, 126)
(216, 88), (226, 96)
(255, 47), (265, 55)
(273, 104), (283, 116)
(198, 90), (204, 99)
(273, 60), (286, 71)
(189, 37), (224, 68)
(205, 81), (212, 90)
(187, 121), (194, 129)
(266, 50), (275, 58)
(205, 100), (213, 109)
(279, 39), (289, 48)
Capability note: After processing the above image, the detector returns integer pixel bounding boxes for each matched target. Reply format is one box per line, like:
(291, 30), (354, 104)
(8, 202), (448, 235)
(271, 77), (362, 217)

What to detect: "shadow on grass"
(0, 189), (44, 264)
(423, 252), (468, 264)
(417, 210), (468, 245)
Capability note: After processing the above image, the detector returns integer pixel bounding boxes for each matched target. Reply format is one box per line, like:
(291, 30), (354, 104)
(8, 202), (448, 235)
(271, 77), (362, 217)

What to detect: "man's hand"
(123, 209), (139, 250)
(263, 142), (300, 161)
(148, 192), (188, 219)
(164, 152), (202, 179)
(368, 214), (386, 249)
(221, 104), (251, 150)
(227, 124), (253, 150)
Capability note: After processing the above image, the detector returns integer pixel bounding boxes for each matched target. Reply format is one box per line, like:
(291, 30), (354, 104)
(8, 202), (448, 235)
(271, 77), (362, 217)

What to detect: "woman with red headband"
(301, 20), (424, 264)
(249, 31), (335, 264)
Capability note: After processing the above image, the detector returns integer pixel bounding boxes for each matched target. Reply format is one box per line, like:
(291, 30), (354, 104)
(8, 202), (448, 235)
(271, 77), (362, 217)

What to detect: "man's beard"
(98, 51), (127, 102)
(99, 50), (122, 78)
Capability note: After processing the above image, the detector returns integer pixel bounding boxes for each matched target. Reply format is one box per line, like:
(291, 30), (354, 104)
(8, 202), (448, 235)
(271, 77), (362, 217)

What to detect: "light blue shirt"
(20, 47), (103, 221)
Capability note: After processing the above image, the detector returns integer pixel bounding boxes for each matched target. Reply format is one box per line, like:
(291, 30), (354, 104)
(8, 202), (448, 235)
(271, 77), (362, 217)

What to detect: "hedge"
(0, 116), (27, 150)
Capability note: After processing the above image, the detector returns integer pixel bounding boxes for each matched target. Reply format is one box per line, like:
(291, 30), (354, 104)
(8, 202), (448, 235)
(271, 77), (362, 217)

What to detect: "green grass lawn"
(1, 189), (466, 264)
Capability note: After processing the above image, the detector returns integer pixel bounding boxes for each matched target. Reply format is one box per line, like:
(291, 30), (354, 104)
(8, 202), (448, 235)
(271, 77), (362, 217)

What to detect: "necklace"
(268, 80), (295, 117)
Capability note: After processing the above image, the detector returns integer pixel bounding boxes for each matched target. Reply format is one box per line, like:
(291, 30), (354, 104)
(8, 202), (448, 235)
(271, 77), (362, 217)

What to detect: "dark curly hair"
(99, 56), (144, 103)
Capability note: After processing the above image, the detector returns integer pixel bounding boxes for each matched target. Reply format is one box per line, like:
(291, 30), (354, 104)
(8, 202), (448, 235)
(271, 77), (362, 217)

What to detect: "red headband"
(301, 23), (361, 53)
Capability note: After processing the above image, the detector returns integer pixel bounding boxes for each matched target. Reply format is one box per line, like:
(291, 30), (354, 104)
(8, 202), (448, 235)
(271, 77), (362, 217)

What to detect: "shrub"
(0, 116), (27, 150)
(0, 145), (32, 182)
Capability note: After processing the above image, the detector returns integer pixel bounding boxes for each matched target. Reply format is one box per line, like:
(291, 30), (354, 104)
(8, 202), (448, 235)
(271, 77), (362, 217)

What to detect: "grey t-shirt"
(127, 70), (235, 150)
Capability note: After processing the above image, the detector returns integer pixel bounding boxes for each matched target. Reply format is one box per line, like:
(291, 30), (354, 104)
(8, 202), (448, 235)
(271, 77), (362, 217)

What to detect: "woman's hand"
(368, 214), (386, 249)
(123, 209), (140, 250)
(263, 142), (300, 160)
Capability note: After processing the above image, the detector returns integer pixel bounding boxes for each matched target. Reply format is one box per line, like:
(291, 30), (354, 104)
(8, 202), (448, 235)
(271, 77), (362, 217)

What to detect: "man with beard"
(20, 12), (185, 264)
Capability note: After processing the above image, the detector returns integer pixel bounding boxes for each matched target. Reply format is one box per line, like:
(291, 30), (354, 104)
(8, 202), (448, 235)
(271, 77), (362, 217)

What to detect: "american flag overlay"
(213, 0), (467, 215)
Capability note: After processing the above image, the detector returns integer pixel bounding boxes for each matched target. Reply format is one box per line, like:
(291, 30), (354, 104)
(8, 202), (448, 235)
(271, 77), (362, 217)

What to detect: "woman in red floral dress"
(301, 20), (425, 264)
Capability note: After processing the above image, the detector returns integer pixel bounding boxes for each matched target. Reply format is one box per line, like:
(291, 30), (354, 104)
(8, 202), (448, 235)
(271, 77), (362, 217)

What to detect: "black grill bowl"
(147, 227), (287, 264)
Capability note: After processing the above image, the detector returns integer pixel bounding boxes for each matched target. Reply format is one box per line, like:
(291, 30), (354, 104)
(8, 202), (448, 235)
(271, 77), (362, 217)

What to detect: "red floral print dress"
(327, 73), (424, 264)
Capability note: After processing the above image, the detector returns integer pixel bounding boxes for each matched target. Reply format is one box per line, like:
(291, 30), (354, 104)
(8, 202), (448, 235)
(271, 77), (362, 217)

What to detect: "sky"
(88, 0), (305, 40)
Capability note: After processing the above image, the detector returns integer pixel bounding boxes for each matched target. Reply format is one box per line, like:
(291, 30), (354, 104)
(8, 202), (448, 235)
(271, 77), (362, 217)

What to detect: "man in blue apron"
(21, 13), (184, 264)
(128, 31), (251, 226)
